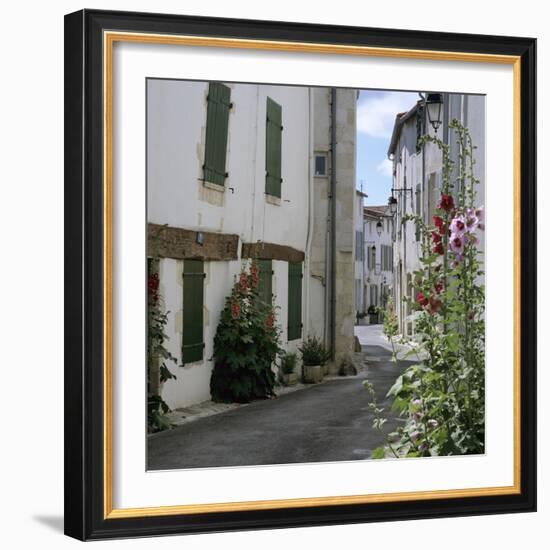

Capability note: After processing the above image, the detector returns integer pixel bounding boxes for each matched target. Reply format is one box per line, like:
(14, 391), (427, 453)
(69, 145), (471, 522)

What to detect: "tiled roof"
(364, 205), (389, 217)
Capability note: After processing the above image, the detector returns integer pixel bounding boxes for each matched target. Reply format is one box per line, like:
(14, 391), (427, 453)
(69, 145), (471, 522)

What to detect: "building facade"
(363, 205), (394, 313)
(388, 93), (486, 335)
(147, 80), (357, 409)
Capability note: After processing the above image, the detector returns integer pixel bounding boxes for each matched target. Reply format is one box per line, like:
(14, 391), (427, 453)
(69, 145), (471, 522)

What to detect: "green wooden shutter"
(182, 260), (205, 363)
(287, 261), (302, 340)
(257, 260), (273, 304)
(415, 183), (421, 241)
(204, 82), (231, 186)
(266, 97), (282, 198)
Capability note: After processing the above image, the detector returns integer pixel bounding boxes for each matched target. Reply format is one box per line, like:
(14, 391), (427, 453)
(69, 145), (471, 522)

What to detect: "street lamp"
(425, 93), (443, 133)
(387, 188), (412, 216)
(388, 195), (398, 215)
(376, 220), (383, 237)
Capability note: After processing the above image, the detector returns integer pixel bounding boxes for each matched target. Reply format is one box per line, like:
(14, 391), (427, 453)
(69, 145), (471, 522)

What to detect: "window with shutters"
(355, 231), (364, 261)
(257, 260), (273, 305)
(182, 260), (205, 364)
(287, 261), (302, 340)
(203, 82), (231, 187)
(266, 97), (282, 198)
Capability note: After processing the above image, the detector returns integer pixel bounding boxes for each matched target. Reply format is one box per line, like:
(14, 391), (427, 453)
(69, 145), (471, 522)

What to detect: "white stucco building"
(388, 93), (486, 335)
(363, 205), (394, 313)
(354, 190), (367, 316)
(147, 80), (358, 409)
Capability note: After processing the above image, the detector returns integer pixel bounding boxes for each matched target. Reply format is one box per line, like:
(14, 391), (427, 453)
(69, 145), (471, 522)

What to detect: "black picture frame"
(64, 9), (537, 541)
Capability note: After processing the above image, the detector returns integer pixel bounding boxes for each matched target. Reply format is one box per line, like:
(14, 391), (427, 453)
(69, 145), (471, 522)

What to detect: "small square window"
(314, 154), (327, 176)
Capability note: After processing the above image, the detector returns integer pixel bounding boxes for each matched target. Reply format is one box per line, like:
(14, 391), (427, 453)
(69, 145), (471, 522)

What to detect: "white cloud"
(357, 91), (419, 138)
(376, 158), (393, 178)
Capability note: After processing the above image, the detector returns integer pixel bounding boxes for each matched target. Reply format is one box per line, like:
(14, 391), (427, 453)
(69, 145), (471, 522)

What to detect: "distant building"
(388, 93), (485, 335)
(363, 205), (394, 314)
(354, 190), (368, 316)
(147, 81), (358, 408)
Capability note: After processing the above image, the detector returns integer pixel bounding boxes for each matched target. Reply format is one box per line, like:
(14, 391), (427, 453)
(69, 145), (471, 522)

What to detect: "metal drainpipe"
(329, 88), (337, 360)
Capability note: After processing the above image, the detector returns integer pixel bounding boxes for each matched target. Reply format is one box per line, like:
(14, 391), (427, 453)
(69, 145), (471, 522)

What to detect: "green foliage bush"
(210, 263), (281, 403)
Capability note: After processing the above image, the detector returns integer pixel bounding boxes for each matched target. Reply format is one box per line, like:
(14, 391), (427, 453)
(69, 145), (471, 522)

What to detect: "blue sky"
(356, 90), (419, 206)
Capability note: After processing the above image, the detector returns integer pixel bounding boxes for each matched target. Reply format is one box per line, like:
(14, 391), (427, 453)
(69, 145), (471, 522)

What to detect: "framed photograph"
(64, 9), (536, 540)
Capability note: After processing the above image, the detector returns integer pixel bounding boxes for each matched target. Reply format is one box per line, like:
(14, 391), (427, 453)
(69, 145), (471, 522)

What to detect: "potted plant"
(367, 304), (379, 324)
(280, 352), (298, 386)
(356, 311), (368, 326)
(299, 336), (330, 383)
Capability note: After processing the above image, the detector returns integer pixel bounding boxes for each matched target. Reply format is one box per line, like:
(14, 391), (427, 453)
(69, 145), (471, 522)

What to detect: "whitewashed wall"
(148, 79), (311, 408)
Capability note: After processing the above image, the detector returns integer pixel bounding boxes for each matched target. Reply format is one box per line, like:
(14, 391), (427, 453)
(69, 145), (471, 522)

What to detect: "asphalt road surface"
(148, 344), (410, 470)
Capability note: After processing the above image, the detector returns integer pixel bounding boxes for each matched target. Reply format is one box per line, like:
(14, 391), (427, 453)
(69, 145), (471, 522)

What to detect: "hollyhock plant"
(366, 119), (485, 460)
(211, 263), (281, 403)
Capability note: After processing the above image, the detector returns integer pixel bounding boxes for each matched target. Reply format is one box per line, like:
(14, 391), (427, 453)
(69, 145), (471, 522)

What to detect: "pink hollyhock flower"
(450, 216), (466, 235)
(449, 233), (465, 255)
(476, 206), (485, 230)
(463, 208), (480, 233)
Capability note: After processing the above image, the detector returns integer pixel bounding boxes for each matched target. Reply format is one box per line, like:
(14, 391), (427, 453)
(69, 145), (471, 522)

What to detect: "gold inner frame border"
(102, 30), (522, 520)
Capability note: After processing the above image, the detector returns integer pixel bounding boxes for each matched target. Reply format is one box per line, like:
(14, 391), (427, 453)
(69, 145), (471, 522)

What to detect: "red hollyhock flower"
(439, 194), (455, 212)
(265, 313), (274, 329)
(434, 281), (444, 294)
(433, 215), (445, 233)
(431, 231), (442, 244)
(238, 272), (248, 294)
(429, 296), (442, 315)
(148, 273), (159, 292)
(432, 242), (444, 255)
(416, 292), (429, 307)
(249, 264), (259, 289)
(231, 301), (241, 319)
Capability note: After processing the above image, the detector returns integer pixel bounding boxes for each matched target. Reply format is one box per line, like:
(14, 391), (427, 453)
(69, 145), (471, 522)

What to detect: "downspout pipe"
(330, 88), (337, 361)
(304, 89), (314, 342)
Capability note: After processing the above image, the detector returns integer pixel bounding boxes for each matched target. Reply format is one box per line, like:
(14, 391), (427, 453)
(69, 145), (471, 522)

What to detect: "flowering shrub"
(210, 263), (282, 403)
(147, 263), (177, 433)
(367, 120), (485, 458)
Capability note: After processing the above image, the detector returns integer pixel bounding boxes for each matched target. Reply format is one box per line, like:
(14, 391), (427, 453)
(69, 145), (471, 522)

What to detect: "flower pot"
(303, 364), (323, 384)
(282, 372), (298, 386)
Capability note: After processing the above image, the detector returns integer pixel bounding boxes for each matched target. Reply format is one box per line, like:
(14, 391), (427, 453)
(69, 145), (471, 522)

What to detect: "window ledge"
(265, 193), (281, 206)
(203, 181), (225, 193)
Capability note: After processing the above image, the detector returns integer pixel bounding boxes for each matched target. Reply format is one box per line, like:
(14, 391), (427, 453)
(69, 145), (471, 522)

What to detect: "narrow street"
(148, 325), (412, 470)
